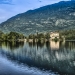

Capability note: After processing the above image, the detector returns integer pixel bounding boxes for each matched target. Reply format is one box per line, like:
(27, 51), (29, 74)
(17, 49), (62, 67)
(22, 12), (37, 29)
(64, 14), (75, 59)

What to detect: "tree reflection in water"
(0, 41), (75, 75)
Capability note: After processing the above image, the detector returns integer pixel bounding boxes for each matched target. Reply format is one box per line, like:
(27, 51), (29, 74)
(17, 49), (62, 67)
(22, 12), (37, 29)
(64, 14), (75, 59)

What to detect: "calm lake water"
(0, 41), (75, 75)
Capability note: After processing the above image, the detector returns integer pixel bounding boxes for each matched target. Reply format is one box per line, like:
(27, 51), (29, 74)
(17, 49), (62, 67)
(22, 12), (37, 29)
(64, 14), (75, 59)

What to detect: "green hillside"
(0, 1), (75, 35)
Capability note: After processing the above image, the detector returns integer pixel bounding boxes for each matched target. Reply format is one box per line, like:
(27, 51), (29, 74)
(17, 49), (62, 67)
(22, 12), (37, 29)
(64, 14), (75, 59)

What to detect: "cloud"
(0, 0), (13, 4)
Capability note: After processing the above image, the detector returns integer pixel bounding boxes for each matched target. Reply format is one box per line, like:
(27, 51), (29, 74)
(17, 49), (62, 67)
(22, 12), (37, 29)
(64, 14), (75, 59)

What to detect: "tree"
(45, 33), (50, 39)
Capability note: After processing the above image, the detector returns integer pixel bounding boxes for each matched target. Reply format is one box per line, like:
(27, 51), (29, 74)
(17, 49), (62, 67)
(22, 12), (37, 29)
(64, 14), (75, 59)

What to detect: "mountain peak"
(0, 1), (75, 35)
(71, 0), (75, 1)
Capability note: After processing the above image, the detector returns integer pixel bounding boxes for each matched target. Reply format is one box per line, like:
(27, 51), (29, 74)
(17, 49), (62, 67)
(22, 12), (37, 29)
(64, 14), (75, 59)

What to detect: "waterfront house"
(50, 32), (59, 40)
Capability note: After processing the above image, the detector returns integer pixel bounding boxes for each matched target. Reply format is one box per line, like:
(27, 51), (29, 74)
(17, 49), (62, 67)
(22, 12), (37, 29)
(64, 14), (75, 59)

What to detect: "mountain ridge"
(0, 1), (75, 35)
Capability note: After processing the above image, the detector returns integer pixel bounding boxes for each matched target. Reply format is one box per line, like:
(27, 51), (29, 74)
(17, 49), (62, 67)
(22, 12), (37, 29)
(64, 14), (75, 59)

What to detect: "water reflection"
(50, 41), (59, 50)
(1, 41), (24, 50)
(0, 41), (75, 75)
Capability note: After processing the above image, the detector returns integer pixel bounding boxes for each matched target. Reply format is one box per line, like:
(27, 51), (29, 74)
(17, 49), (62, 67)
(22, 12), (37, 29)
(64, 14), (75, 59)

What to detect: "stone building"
(50, 32), (59, 39)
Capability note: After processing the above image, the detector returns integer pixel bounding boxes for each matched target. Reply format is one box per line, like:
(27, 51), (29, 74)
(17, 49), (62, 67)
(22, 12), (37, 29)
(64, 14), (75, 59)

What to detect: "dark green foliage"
(53, 37), (59, 42)
(0, 31), (26, 41)
(1, 29), (75, 42)
(37, 33), (45, 39)
(45, 33), (50, 39)
(0, 31), (4, 41)
(60, 30), (75, 40)
(28, 34), (34, 39)
(0, 30), (3, 35)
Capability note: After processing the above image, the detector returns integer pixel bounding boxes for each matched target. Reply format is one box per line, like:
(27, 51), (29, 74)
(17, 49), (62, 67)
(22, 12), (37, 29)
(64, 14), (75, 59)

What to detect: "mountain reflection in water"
(0, 41), (75, 75)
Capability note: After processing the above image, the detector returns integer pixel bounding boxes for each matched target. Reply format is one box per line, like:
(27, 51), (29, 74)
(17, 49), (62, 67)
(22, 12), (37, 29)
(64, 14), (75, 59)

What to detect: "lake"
(0, 41), (75, 75)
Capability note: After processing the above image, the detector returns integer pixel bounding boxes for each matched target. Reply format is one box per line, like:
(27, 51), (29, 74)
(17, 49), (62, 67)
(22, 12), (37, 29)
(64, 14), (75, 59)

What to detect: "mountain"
(0, 1), (75, 35)
(71, 0), (75, 1)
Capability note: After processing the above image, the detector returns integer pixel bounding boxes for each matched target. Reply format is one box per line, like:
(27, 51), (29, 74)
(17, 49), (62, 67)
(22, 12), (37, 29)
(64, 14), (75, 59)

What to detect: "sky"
(0, 0), (69, 23)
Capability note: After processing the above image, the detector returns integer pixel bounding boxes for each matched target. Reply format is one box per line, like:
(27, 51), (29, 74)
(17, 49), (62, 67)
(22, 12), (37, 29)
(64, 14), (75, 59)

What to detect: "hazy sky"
(0, 0), (69, 23)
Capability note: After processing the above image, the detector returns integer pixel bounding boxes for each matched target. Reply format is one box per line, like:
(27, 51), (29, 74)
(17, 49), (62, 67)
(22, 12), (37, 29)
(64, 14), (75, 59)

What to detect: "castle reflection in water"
(0, 40), (66, 51)
(50, 41), (59, 50)
(1, 41), (75, 75)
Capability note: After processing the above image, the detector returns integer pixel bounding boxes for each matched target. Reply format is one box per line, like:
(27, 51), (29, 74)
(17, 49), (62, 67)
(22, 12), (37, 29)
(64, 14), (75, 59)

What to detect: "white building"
(50, 32), (59, 39)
